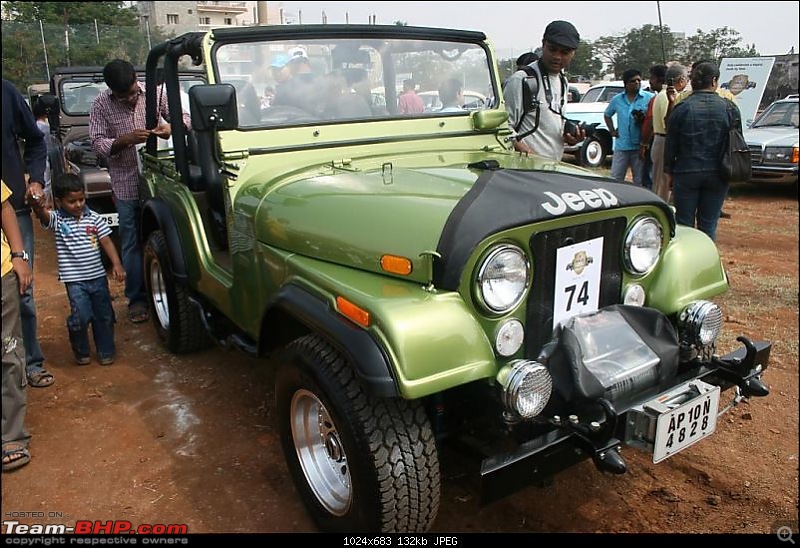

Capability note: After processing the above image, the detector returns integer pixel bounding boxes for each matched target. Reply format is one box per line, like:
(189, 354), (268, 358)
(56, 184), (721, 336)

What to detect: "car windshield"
(60, 75), (205, 116)
(213, 37), (496, 128)
(61, 81), (107, 115)
(751, 101), (799, 129)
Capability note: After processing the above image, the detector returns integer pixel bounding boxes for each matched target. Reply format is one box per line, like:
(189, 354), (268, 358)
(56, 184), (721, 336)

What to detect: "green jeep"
(139, 25), (771, 533)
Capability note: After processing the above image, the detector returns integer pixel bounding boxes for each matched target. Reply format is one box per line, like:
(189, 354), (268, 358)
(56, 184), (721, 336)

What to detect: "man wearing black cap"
(503, 20), (584, 161)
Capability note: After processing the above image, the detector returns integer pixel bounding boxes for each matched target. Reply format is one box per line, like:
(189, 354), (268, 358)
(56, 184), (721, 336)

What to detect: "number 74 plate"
(645, 379), (721, 463)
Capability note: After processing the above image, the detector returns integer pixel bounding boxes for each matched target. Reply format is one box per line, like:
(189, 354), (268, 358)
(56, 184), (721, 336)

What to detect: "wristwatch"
(10, 250), (29, 262)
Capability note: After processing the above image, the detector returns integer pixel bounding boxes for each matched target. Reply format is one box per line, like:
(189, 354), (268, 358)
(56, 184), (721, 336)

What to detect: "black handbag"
(720, 100), (752, 184)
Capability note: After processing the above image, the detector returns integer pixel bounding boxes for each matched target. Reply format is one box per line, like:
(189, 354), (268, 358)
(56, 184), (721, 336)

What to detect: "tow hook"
(713, 336), (771, 398)
(553, 398), (628, 475)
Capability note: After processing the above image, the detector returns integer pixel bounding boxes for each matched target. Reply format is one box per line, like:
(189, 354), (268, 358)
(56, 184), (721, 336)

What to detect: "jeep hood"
(257, 167), (475, 283)
(257, 167), (674, 286)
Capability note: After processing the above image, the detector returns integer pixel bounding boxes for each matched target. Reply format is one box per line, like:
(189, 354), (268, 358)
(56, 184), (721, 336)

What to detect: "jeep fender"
(266, 284), (399, 398)
(646, 225), (729, 315)
(141, 198), (188, 280)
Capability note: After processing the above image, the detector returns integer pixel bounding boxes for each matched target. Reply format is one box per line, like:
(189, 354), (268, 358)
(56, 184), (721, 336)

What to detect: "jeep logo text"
(540, 189), (619, 215)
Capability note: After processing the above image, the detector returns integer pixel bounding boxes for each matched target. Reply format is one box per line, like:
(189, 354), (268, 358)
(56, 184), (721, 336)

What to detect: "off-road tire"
(143, 230), (210, 353)
(276, 334), (440, 533)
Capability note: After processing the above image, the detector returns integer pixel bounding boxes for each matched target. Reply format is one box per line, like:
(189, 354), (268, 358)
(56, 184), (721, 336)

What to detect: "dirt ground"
(2, 182), (798, 535)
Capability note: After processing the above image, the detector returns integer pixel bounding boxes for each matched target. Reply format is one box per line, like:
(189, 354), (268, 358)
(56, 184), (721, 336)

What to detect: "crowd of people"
(2, 24), (745, 473)
(504, 20), (743, 241)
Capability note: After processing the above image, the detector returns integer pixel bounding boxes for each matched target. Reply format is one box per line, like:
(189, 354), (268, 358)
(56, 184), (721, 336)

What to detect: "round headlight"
(495, 319), (525, 357)
(624, 217), (662, 275)
(478, 245), (529, 313)
(499, 360), (552, 419)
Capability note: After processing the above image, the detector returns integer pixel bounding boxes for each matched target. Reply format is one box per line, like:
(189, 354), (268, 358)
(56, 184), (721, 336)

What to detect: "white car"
(743, 94), (799, 184)
(562, 81), (624, 168)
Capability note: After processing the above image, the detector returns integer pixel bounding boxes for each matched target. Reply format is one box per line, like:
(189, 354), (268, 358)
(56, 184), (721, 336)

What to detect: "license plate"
(99, 213), (119, 227)
(553, 236), (604, 328)
(648, 381), (720, 463)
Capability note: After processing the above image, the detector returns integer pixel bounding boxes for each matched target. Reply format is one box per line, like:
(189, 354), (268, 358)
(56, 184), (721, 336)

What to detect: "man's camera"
(631, 109), (646, 125)
(564, 119), (599, 138)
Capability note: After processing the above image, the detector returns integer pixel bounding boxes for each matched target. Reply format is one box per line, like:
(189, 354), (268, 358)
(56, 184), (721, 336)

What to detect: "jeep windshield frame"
(207, 24), (499, 130)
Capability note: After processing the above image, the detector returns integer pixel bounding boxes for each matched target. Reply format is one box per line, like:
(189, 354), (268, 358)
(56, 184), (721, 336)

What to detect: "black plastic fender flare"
(269, 284), (399, 398)
(141, 198), (188, 281)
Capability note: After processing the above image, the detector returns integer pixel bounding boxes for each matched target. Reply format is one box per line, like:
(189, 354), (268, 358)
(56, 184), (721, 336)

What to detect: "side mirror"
(472, 109), (508, 131)
(189, 84), (239, 131)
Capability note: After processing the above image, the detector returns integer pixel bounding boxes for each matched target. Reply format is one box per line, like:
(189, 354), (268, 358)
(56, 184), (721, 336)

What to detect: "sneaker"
(99, 356), (114, 366)
(75, 356), (91, 366)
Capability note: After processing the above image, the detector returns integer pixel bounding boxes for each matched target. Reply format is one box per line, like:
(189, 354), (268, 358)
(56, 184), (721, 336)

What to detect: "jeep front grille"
(525, 217), (627, 356)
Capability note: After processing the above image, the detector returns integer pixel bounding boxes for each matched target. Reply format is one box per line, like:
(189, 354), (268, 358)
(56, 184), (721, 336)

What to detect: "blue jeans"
(672, 172), (728, 241)
(611, 149), (644, 186)
(115, 198), (147, 308)
(15, 212), (46, 377)
(65, 277), (116, 361)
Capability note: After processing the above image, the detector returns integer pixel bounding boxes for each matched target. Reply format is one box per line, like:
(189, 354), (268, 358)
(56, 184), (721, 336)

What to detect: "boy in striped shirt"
(29, 173), (125, 365)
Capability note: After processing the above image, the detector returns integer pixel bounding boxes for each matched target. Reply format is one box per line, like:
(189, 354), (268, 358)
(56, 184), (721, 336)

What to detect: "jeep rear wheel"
(578, 135), (607, 168)
(276, 334), (440, 533)
(143, 230), (209, 353)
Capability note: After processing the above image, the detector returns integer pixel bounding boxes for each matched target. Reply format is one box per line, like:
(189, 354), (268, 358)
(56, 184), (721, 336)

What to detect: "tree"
(682, 27), (759, 65)
(592, 35), (626, 79)
(2, 1), (139, 25)
(618, 24), (675, 74)
(568, 39), (603, 80)
(1, 2), (168, 91)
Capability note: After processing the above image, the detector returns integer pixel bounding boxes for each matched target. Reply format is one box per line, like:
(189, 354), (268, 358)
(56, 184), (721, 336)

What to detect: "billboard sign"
(718, 57), (775, 126)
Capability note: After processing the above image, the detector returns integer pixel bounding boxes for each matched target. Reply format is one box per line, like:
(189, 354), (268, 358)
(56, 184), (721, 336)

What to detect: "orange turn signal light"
(792, 146), (799, 164)
(336, 296), (370, 328)
(380, 254), (413, 276)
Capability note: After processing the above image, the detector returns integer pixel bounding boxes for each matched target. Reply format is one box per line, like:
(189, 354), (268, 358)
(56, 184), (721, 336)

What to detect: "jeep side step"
(189, 296), (258, 356)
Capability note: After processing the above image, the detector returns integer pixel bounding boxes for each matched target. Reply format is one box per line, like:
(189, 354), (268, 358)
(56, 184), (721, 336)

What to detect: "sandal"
(27, 370), (55, 388)
(2, 445), (31, 472)
(128, 303), (149, 324)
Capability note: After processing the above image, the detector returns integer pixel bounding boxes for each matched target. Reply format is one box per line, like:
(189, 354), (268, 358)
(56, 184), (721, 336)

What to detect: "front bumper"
(479, 337), (770, 504)
(750, 164), (799, 184)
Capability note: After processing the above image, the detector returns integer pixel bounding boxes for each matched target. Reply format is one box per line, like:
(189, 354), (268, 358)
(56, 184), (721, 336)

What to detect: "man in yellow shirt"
(651, 64), (689, 201)
(2, 180), (34, 472)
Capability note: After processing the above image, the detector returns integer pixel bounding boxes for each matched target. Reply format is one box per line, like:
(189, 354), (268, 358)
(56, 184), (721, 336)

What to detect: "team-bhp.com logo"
(3, 520), (188, 535)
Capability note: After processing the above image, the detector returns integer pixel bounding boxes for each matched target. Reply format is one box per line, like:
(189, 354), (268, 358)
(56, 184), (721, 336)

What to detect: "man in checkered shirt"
(90, 59), (189, 324)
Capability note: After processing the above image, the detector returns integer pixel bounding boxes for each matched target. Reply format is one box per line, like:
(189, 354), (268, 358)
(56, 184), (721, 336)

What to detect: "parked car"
(743, 94), (799, 184)
(140, 26), (770, 533)
(562, 81), (624, 168)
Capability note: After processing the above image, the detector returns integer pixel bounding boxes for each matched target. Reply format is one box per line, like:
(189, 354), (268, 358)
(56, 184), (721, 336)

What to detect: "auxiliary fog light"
(495, 319), (524, 357)
(497, 360), (552, 419)
(680, 300), (723, 347)
(623, 284), (646, 306)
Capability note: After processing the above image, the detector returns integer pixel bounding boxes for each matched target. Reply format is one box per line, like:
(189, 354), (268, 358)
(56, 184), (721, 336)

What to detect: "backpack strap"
(516, 65), (539, 133)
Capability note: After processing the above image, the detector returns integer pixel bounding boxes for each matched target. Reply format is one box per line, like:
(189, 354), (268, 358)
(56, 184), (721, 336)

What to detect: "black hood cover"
(433, 169), (675, 290)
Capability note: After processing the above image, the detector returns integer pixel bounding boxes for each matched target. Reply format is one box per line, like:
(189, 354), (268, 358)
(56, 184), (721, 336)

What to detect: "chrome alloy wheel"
(290, 389), (352, 516)
(148, 257), (170, 330)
